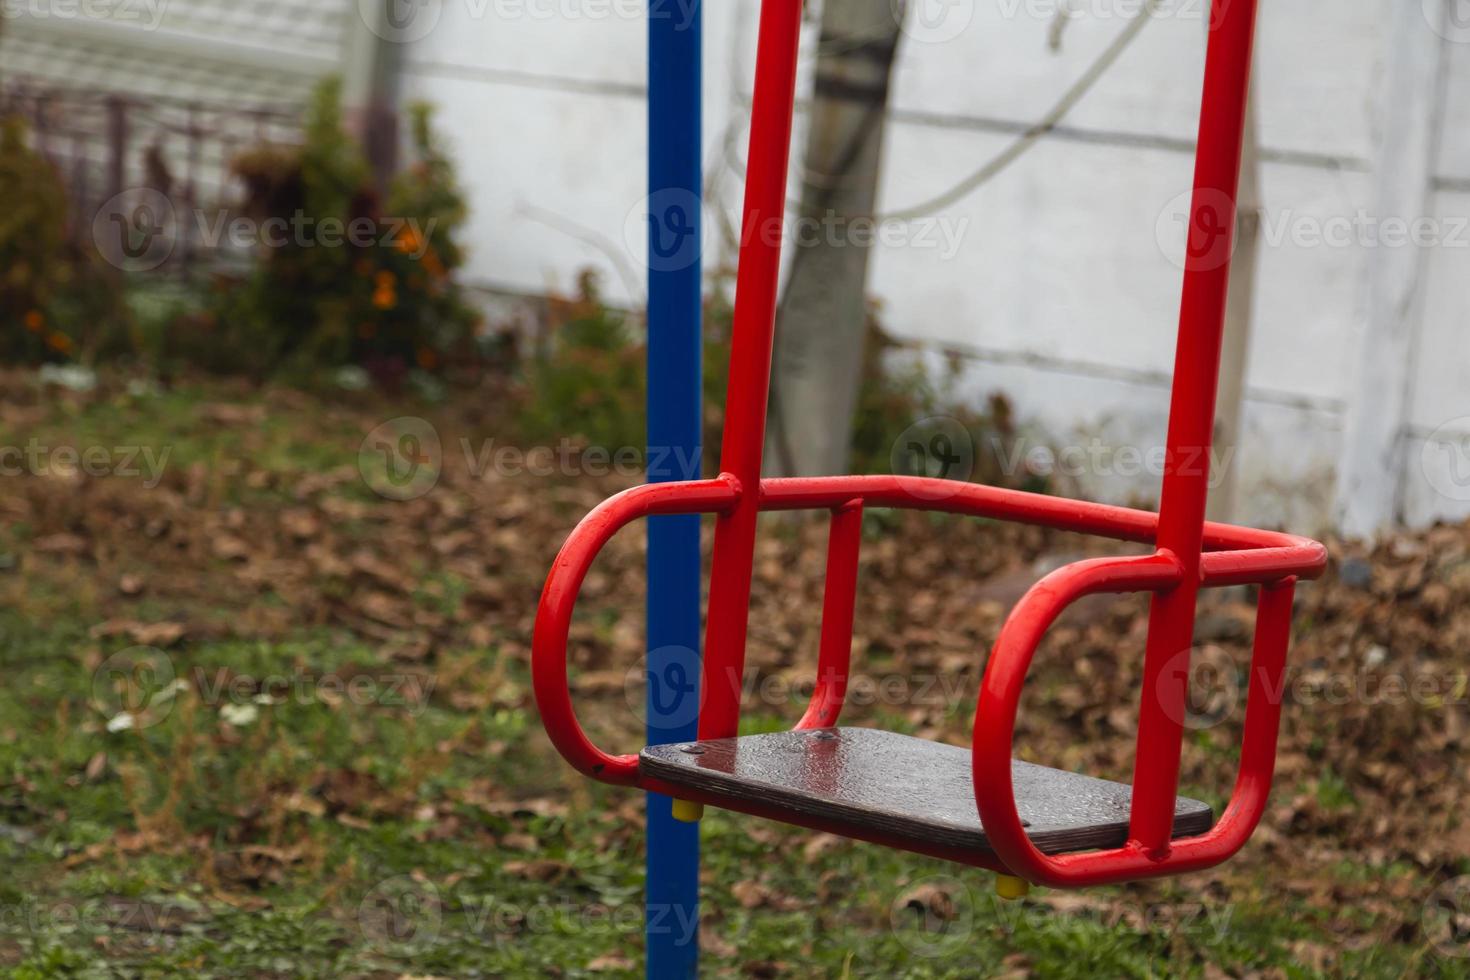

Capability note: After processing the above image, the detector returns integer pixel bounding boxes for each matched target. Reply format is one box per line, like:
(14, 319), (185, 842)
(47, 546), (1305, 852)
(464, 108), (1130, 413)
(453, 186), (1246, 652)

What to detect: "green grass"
(1, 616), (1463, 978)
(1, 376), (1466, 977)
(14, 378), (379, 509)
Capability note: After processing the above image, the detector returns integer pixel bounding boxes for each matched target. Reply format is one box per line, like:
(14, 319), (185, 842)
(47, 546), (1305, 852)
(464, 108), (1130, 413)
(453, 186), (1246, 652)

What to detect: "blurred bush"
(0, 116), (126, 363)
(519, 270), (646, 452)
(852, 322), (1029, 490)
(516, 272), (1030, 488)
(176, 79), (480, 381)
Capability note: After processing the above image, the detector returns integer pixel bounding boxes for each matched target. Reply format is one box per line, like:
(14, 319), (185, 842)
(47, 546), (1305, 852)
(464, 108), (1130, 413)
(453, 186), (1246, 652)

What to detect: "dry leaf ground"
(0, 369), (1466, 977)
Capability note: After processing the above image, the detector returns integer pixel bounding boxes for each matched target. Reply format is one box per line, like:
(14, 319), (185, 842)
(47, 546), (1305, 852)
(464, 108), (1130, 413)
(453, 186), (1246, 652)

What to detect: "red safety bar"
(532, 0), (1327, 887)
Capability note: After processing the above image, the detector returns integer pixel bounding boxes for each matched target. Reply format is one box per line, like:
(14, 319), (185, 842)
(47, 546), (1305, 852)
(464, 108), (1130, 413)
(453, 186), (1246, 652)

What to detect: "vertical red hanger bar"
(1129, 0), (1259, 856)
(697, 0), (806, 742)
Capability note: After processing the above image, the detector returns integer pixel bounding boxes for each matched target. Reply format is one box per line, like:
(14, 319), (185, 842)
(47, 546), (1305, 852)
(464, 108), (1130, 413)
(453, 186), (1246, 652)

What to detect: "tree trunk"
(341, 0), (402, 190)
(764, 0), (902, 477)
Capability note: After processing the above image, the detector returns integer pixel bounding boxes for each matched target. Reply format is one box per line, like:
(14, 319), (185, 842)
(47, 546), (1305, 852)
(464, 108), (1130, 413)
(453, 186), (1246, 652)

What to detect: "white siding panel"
(400, 71), (647, 300)
(405, 0), (648, 88)
(1438, 33), (1470, 181)
(1408, 189), (1470, 431)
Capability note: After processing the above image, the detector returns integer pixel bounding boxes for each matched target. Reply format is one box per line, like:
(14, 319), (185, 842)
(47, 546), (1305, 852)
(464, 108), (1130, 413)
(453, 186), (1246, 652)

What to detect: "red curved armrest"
(531, 477), (739, 785)
(973, 543), (1315, 887)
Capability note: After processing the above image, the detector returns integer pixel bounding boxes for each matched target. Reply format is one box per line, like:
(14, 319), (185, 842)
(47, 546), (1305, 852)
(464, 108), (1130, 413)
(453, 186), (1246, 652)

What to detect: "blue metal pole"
(646, 1), (702, 978)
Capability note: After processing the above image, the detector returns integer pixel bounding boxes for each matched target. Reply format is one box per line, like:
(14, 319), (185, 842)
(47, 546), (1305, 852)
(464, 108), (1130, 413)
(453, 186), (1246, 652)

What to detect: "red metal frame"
(533, 0), (1327, 887)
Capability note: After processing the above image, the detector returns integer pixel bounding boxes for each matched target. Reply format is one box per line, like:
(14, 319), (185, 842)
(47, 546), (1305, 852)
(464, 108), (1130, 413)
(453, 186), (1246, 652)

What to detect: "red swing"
(533, 0), (1326, 890)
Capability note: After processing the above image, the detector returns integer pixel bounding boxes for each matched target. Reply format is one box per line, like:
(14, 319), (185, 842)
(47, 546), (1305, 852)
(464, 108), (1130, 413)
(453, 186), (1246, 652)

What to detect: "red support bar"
(699, 0), (806, 742)
(798, 501), (864, 730)
(1129, 0), (1261, 857)
(758, 475), (1320, 563)
(532, 477), (739, 784)
(974, 561), (1300, 887)
(1207, 579), (1297, 846)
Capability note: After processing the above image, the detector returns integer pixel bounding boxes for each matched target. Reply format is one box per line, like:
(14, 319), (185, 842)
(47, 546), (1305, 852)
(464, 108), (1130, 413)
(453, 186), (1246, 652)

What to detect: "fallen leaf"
(89, 619), (187, 648)
(33, 533), (88, 556)
(587, 955), (633, 972)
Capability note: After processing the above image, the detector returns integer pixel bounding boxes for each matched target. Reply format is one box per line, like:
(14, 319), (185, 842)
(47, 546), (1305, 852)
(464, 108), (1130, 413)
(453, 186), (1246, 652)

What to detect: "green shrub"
(515, 271), (1032, 490)
(0, 116), (125, 363)
(519, 271), (646, 452)
(851, 320), (1028, 489)
(190, 79), (480, 379)
(517, 272), (738, 465)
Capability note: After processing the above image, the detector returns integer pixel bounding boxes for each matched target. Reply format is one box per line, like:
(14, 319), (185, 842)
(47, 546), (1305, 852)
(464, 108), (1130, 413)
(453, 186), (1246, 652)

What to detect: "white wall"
(1405, 29), (1470, 528)
(404, 0), (1469, 533)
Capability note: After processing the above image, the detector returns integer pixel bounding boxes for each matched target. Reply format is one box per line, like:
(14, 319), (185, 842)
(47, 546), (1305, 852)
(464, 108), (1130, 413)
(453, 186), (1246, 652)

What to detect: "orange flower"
(374, 270), (396, 288)
(23, 310), (43, 332)
(396, 228), (422, 256)
(45, 332), (74, 354)
(416, 347), (437, 370)
(371, 287), (397, 311)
